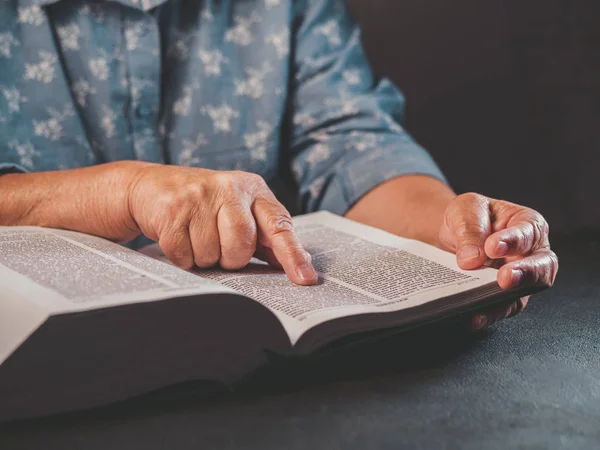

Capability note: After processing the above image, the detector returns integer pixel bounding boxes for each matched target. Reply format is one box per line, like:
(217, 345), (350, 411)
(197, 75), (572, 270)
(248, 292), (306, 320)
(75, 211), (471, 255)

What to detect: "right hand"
(126, 164), (318, 285)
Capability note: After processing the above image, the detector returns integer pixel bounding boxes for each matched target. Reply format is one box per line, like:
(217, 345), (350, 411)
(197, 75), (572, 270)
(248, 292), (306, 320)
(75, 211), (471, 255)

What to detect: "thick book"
(0, 212), (535, 421)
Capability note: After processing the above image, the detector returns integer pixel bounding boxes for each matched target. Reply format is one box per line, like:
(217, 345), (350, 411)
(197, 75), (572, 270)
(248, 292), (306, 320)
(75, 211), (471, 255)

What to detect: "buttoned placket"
(123, 10), (163, 163)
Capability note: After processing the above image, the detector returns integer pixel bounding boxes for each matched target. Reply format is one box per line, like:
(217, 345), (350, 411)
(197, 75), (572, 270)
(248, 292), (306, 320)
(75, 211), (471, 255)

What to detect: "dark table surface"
(1, 235), (599, 449)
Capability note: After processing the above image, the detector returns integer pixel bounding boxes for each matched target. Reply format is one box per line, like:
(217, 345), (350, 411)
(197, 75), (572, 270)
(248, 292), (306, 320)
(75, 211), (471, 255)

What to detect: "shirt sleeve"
(286, 0), (447, 216)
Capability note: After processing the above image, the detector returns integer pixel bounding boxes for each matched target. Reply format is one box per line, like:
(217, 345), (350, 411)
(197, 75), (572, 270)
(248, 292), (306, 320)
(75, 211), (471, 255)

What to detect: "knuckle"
(540, 217), (550, 236)
(547, 251), (559, 286)
(159, 185), (203, 217)
(214, 171), (239, 192)
(529, 216), (548, 249)
(459, 192), (483, 203)
(456, 192), (489, 211)
(157, 190), (181, 213)
(532, 251), (559, 288)
(515, 224), (534, 251)
(183, 181), (207, 200)
(246, 172), (267, 186)
(290, 246), (312, 267)
(266, 212), (294, 236)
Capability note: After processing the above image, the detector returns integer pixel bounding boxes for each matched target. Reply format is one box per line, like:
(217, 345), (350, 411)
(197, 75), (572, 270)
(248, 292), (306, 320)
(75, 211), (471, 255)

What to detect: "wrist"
(346, 175), (455, 247)
(0, 161), (152, 242)
(95, 160), (154, 242)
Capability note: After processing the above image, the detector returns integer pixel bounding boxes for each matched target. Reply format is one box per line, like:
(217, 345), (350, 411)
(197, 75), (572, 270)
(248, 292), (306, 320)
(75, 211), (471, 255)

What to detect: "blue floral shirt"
(0, 0), (445, 216)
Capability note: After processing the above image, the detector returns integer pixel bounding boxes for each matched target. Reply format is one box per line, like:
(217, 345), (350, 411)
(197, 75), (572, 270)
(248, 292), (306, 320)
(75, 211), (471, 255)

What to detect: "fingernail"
(458, 245), (481, 261)
(511, 269), (523, 287)
(496, 241), (509, 257)
(297, 260), (318, 282)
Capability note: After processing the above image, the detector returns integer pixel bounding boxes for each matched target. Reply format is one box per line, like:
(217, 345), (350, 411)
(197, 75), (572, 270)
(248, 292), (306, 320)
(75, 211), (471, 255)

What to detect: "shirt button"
(139, 24), (150, 36)
(136, 105), (152, 118)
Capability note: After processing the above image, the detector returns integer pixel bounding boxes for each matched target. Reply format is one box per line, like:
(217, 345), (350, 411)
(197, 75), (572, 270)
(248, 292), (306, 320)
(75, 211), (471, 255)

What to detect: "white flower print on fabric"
(125, 28), (140, 52)
(202, 9), (214, 21)
(324, 93), (360, 121)
(294, 112), (317, 129)
(179, 132), (207, 166)
(265, 28), (289, 59)
(0, 32), (19, 58)
(89, 57), (109, 81)
(101, 105), (117, 139)
(2, 87), (28, 113)
(173, 85), (193, 116)
(33, 106), (75, 141)
(234, 62), (272, 99)
(345, 131), (379, 153)
(225, 12), (261, 46)
(309, 130), (331, 143)
(124, 20), (149, 52)
(24, 51), (57, 84)
(71, 79), (97, 107)
(130, 78), (155, 103)
(198, 49), (228, 76)
(265, 0), (281, 9)
(291, 160), (303, 179)
(174, 39), (191, 60)
(201, 103), (240, 133)
(244, 121), (272, 161)
(8, 141), (40, 170)
(313, 20), (342, 47)
(171, 35), (191, 60)
(342, 69), (361, 86)
(17, 6), (46, 26)
(375, 111), (404, 134)
(57, 23), (81, 51)
(132, 134), (156, 160)
(305, 143), (331, 167)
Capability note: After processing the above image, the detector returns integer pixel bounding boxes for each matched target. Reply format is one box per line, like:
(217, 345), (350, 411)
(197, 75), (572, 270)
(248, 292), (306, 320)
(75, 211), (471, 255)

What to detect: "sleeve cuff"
(319, 140), (448, 216)
(0, 163), (29, 176)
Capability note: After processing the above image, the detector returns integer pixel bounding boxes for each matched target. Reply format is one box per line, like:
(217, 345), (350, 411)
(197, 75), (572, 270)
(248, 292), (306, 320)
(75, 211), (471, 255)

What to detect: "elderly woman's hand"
(438, 193), (559, 330)
(128, 164), (319, 285)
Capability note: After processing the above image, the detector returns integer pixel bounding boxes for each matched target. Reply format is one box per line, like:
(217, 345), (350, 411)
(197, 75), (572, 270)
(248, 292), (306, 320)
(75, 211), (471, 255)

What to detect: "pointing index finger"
(252, 196), (318, 286)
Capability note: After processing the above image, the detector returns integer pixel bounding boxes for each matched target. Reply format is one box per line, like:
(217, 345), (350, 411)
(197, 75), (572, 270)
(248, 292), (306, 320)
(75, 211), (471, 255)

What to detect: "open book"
(0, 212), (534, 421)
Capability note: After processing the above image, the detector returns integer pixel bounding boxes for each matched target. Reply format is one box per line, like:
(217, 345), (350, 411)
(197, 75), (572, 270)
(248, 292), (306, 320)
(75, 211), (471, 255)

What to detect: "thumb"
(444, 193), (491, 270)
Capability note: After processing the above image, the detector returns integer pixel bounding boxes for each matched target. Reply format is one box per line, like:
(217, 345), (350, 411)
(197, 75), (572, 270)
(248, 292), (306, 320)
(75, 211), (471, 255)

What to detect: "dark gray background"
(347, 0), (600, 234)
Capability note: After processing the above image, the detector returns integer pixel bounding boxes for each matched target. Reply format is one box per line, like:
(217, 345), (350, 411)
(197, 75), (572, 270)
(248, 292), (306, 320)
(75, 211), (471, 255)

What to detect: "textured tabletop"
(1, 235), (599, 450)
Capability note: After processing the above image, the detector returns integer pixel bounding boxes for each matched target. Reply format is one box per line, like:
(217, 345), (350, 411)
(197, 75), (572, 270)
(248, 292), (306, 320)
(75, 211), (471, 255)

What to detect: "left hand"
(438, 193), (559, 331)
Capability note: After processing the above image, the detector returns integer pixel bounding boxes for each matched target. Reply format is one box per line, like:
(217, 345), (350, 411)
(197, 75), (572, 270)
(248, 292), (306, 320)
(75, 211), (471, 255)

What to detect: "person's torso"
(0, 0), (294, 182)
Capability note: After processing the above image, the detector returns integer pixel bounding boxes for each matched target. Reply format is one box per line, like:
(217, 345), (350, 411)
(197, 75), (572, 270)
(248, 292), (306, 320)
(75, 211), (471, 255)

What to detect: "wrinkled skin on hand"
(438, 193), (559, 330)
(128, 165), (319, 286)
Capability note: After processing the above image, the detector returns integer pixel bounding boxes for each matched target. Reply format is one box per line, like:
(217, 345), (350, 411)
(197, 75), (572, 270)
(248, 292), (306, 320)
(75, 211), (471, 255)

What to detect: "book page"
(144, 212), (500, 345)
(0, 227), (233, 316)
